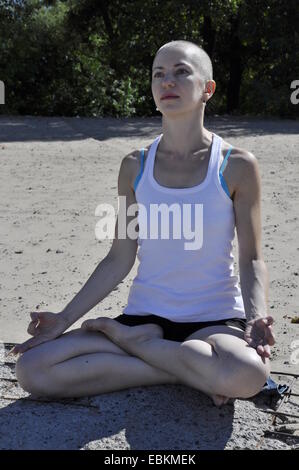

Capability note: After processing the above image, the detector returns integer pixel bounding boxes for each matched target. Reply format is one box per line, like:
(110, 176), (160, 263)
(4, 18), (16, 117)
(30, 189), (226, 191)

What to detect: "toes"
(211, 394), (230, 407)
(81, 320), (93, 330)
(146, 323), (164, 338)
(81, 318), (107, 331)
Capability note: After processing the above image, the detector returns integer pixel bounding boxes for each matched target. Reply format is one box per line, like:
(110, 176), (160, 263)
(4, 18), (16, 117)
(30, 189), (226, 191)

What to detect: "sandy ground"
(0, 115), (298, 450)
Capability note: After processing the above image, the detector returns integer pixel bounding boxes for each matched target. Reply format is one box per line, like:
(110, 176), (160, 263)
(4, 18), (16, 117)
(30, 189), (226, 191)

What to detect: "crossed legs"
(15, 328), (178, 398)
(80, 318), (270, 401)
(15, 317), (270, 406)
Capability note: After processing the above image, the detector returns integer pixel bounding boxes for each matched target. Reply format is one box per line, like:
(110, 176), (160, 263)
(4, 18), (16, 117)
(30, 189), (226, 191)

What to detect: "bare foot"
(81, 317), (164, 351)
(209, 394), (230, 407)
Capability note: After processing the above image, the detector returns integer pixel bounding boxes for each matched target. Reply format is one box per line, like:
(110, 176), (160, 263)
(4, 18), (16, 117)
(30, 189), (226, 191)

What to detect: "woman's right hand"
(7, 311), (71, 356)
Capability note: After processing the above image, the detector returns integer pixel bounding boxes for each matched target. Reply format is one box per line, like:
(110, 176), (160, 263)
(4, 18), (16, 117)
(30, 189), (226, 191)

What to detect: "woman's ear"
(203, 80), (216, 103)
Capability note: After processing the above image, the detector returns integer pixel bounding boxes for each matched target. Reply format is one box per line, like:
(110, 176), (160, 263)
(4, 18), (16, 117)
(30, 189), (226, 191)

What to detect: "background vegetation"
(0, 0), (298, 118)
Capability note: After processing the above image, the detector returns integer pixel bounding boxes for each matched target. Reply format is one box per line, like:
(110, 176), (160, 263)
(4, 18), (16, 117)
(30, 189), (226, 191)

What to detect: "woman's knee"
(15, 343), (66, 396)
(15, 352), (48, 396)
(16, 353), (66, 397)
(15, 328), (87, 375)
(218, 351), (270, 398)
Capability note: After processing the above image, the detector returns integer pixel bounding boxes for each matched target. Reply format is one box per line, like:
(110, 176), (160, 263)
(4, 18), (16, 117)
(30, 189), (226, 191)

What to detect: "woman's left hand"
(244, 315), (275, 359)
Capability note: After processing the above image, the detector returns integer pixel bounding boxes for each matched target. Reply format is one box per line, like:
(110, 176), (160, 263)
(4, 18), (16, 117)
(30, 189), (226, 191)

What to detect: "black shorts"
(114, 313), (247, 342)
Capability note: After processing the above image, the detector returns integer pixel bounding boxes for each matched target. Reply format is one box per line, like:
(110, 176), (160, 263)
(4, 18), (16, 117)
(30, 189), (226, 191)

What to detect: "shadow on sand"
(0, 115), (298, 143)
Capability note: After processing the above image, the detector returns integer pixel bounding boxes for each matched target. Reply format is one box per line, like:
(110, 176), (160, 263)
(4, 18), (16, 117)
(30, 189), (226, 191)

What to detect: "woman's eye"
(153, 69), (189, 78)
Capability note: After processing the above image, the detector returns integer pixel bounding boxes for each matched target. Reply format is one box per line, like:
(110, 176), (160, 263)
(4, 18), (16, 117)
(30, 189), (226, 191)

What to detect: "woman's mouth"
(161, 95), (180, 100)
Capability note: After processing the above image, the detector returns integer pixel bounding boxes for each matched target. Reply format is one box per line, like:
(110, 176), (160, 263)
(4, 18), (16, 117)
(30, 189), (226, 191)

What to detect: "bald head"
(154, 40), (213, 84)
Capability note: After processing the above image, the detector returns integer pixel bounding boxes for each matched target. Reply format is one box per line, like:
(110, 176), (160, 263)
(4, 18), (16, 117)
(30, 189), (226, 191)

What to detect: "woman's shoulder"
(220, 139), (259, 197)
(121, 145), (151, 191)
(221, 138), (255, 160)
(221, 138), (257, 172)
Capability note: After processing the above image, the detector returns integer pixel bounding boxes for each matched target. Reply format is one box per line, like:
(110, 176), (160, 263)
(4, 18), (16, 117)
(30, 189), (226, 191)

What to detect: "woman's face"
(151, 46), (208, 116)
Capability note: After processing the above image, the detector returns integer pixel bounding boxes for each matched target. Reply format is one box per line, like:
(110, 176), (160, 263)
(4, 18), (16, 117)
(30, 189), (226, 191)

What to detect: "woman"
(11, 40), (275, 407)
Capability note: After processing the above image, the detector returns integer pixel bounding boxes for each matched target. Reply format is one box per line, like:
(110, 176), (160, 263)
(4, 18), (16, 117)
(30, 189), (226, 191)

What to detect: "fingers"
(256, 344), (264, 355)
(246, 338), (271, 359)
(26, 311), (44, 336)
(259, 317), (276, 348)
(27, 312), (42, 335)
(27, 311), (47, 336)
(259, 320), (275, 346)
(30, 311), (42, 322)
(244, 327), (253, 344)
(237, 318), (274, 359)
(244, 336), (254, 347)
(266, 325), (276, 346)
(262, 316), (274, 326)
(6, 346), (19, 357)
(7, 312), (50, 356)
(256, 344), (271, 358)
(27, 320), (39, 336)
(30, 311), (38, 320)
(263, 344), (271, 357)
(7, 342), (28, 356)
(7, 335), (46, 356)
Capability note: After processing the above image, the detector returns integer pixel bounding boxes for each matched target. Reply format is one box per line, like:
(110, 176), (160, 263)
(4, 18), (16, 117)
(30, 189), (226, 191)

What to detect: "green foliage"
(0, 0), (298, 118)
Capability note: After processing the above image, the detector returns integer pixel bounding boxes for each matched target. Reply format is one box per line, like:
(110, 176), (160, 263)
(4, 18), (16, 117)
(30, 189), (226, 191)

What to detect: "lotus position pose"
(12, 40), (275, 407)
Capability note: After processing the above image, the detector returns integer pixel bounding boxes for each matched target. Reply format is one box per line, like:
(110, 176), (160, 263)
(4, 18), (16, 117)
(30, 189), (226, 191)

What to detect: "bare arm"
(60, 152), (139, 325)
(60, 255), (131, 325)
(7, 154), (140, 355)
(239, 259), (269, 321)
(232, 150), (275, 358)
(233, 150), (269, 321)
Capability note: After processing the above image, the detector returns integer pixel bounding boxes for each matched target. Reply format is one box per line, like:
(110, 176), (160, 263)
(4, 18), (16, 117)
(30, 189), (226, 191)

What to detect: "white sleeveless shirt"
(123, 132), (246, 322)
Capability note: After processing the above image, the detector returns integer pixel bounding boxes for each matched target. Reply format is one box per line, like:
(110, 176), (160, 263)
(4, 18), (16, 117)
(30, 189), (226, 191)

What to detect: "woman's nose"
(162, 73), (175, 86)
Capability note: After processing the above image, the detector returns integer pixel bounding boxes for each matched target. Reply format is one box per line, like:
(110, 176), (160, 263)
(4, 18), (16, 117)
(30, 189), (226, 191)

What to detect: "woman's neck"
(160, 110), (212, 158)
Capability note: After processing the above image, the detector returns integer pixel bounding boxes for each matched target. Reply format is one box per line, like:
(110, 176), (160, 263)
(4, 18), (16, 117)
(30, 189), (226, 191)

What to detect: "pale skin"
(12, 43), (275, 407)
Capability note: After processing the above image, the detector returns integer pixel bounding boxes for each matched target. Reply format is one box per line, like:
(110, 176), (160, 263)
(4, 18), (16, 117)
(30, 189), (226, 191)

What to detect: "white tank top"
(123, 132), (246, 322)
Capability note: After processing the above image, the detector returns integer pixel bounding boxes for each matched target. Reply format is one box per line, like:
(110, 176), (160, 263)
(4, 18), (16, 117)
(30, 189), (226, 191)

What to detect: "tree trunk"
(99, 0), (119, 71)
(202, 15), (216, 58)
(227, 15), (243, 113)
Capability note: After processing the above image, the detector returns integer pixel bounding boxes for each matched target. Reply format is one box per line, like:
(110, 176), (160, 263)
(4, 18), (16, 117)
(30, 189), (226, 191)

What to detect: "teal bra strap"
(133, 146), (233, 197)
(219, 146), (233, 198)
(133, 148), (145, 192)
(220, 146), (233, 175)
